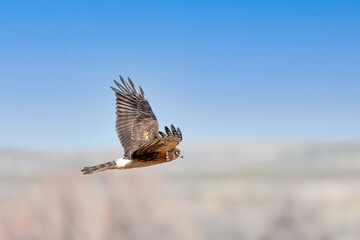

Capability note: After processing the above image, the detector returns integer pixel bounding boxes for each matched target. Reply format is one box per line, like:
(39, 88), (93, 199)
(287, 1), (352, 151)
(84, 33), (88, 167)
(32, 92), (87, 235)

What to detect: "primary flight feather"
(81, 75), (183, 175)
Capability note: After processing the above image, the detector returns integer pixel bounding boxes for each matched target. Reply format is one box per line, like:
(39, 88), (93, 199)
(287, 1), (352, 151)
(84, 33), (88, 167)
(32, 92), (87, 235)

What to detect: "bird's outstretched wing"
(111, 76), (159, 159)
(131, 125), (182, 161)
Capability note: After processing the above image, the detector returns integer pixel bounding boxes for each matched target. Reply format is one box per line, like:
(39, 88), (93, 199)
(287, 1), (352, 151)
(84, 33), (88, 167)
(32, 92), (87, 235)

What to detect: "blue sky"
(0, 0), (359, 149)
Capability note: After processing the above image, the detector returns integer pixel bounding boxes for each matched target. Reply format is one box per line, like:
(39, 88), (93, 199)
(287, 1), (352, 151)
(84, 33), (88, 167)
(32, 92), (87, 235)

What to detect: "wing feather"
(111, 76), (159, 159)
(132, 125), (183, 161)
(165, 126), (171, 135)
(176, 127), (182, 138)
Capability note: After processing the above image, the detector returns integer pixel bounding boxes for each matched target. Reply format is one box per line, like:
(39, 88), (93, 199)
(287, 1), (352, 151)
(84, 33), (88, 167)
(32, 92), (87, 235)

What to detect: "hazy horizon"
(1, 140), (360, 239)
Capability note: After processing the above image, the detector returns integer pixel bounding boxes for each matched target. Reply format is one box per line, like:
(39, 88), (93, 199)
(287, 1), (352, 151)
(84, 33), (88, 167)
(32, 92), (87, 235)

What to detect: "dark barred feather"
(81, 161), (116, 175)
(111, 76), (159, 159)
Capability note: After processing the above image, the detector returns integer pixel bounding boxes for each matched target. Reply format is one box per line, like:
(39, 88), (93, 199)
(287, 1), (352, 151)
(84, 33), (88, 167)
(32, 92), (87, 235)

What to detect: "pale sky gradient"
(0, 0), (359, 149)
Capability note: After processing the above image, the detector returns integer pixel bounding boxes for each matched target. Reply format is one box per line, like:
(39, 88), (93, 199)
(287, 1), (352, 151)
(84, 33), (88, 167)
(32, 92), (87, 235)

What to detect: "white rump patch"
(115, 158), (132, 168)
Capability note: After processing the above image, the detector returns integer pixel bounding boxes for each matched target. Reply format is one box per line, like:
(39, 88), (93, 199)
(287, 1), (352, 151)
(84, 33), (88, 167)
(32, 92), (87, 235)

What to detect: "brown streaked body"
(81, 76), (183, 175)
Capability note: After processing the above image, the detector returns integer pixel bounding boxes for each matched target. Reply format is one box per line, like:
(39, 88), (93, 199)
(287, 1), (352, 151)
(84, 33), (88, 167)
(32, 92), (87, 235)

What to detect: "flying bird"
(81, 76), (183, 175)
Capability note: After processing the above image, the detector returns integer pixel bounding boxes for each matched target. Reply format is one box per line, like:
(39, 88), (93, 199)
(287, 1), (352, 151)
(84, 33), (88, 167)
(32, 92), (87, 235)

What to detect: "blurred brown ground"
(1, 141), (360, 240)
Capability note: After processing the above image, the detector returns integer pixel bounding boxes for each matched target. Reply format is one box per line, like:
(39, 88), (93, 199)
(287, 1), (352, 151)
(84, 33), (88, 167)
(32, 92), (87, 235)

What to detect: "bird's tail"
(81, 161), (116, 175)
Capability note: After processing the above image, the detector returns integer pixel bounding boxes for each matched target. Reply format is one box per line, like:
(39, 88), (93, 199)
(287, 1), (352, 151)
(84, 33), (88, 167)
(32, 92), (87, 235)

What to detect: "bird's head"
(174, 148), (183, 159)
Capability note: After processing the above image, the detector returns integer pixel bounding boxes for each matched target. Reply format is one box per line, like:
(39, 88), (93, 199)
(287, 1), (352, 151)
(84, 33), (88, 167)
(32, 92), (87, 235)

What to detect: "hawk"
(81, 76), (183, 175)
